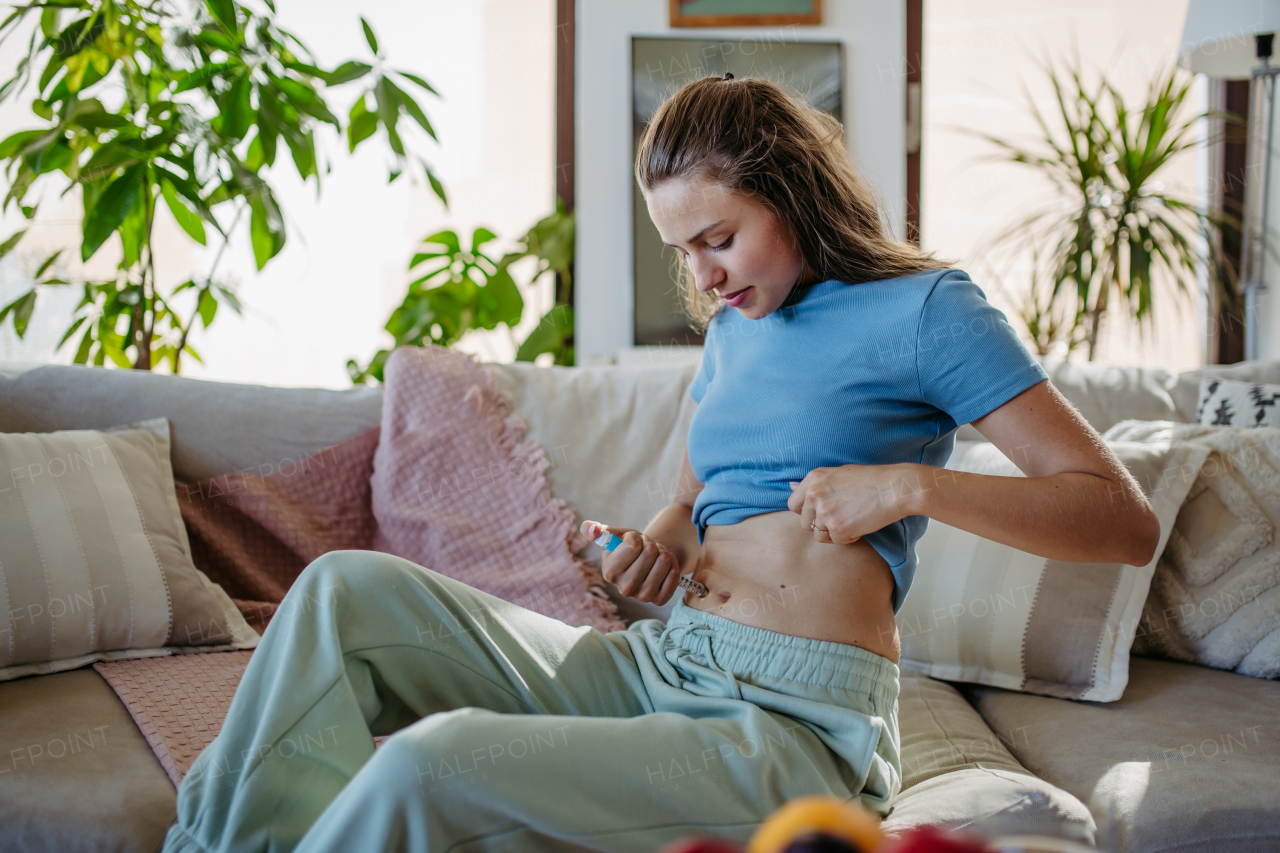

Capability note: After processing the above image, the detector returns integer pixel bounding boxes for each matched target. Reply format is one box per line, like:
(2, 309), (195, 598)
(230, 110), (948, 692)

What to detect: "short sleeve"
(916, 270), (1048, 425)
(688, 321), (716, 403)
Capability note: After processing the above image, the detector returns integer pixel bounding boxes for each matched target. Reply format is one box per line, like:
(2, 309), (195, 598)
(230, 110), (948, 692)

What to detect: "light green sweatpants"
(162, 550), (900, 853)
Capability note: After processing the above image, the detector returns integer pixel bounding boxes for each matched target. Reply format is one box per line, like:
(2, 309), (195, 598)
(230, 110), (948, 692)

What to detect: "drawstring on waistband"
(658, 621), (744, 701)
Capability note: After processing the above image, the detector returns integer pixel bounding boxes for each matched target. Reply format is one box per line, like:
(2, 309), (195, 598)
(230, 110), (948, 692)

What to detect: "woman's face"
(644, 174), (810, 320)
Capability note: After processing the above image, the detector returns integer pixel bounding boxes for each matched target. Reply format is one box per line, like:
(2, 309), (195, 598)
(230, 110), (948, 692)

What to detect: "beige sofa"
(0, 355), (1277, 853)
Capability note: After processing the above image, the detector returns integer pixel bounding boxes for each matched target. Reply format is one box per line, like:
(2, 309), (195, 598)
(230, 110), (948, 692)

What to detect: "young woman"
(163, 74), (1161, 853)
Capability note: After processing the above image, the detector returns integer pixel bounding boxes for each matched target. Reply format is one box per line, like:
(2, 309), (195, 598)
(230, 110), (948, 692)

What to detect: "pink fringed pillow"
(371, 345), (626, 632)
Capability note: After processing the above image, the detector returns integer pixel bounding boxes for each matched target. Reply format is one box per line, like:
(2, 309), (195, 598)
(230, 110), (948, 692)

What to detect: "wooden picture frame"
(669, 0), (821, 28)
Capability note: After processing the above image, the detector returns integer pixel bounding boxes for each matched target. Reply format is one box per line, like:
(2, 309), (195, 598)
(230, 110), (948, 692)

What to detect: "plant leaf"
(198, 288), (218, 327)
(56, 314), (87, 349)
(0, 129), (51, 160)
(206, 0), (237, 33)
(328, 60), (372, 85)
(1, 289), (38, 338)
(175, 61), (234, 94)
(81, 163), (145, 261)
(33, 248), (61, 279)
(347, 95), (377, 152)
(469, 226), (498, 254)
(483, 265), (523, 328)
(216, 284), (242, 314)
(248, 187), (285, 269)
(414, 158), (446, 207)
(374, 75), (404, 156)
(285, 129), (315, 179)
(53, 15), (105, 61)
(398, 71), (439, 97)
(0, 229), (25, 259)
(162, 178), (207, 245)
(515, 304), (574, 362)
(385, 77), (436, 141)
(221, 74), (253, 141)
(360, 17), (378, 54)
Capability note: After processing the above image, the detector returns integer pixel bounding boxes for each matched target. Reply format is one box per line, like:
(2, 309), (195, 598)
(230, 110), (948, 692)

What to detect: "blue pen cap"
(594, 530), (623, 551)
(588, 522), (623, 551)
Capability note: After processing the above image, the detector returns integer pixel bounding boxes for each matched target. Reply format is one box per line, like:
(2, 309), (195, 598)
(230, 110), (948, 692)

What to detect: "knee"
(368, 708), (497, 795)
(297, 550), (420, 597)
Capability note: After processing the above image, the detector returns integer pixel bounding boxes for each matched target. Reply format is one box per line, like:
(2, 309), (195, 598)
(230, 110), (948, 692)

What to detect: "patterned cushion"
(0, 419), (258, 681)
(895, 433), (1208, 702)
(1197, 378), (1280, 429)
(1107, 421), (1280, 679)
(175, 426), (382, 631)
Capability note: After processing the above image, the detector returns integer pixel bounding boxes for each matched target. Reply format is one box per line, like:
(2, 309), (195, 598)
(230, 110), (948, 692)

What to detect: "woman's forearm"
(896, 463), (1161, 566)
(643, 502), (703, 574)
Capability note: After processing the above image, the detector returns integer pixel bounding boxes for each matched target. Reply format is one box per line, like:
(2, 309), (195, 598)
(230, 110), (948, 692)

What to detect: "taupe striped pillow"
(896, 434), (1208, 702)
(0, 418), (258, 681)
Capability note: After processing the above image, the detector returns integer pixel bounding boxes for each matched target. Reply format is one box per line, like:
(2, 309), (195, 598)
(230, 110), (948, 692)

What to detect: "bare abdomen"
(683, 510), (901, 663)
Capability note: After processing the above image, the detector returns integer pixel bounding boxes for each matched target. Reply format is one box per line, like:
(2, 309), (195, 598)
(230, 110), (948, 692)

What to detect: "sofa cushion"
(1195, 378), (1280, 428)
(886, 669), (1095, 842)
(1174, 360), (1280, 424)
(0, 419), (259, 681)
(961, 656), (1280, 853)
(1106, 421), (1280, 679)
(0, 362), (382, 483)
(0, 668), (177, 853)
(897, 434), (1208, 702)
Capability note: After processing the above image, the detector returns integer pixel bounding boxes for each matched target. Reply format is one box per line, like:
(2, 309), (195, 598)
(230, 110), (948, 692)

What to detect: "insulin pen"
(586, 521), (707, 597)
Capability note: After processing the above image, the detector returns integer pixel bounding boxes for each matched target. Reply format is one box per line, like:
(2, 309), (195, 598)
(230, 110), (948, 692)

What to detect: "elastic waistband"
(662, 596), (899, 701)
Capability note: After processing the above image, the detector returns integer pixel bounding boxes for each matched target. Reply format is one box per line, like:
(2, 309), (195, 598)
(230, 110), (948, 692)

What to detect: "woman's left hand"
(787, 463), (916, 545)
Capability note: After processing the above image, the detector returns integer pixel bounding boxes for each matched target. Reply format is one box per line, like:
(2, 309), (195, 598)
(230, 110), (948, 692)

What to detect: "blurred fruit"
(747, 796), (885, 853)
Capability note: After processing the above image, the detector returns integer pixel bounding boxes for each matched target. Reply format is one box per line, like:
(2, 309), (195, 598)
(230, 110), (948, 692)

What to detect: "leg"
(291, 597), (901, 853)
(163, 550), (650, 853)
(294, 706), (850, 853)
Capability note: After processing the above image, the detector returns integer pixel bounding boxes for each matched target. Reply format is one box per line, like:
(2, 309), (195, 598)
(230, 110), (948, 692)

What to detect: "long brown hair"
(635, 74), (951, 333)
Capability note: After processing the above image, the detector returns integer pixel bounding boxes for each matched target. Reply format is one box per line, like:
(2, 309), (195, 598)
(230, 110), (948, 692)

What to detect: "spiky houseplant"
(977, 59), (1240, 361)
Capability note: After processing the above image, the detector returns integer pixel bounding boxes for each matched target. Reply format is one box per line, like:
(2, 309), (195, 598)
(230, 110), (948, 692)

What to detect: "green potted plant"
(348, 196), (575, 384)
(0, 0), (445, 371)
(976, 58), (1240, 361)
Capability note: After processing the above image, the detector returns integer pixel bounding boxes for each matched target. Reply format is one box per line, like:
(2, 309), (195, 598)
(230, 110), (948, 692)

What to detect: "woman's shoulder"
(824, 266), (975, 311)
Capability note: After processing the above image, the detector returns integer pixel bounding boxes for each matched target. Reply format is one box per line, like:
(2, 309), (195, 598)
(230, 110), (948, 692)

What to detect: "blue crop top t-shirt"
(686, 267), (1049, 613)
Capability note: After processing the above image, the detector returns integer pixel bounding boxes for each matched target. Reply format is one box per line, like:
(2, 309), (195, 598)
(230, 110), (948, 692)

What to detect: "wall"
(574, 0), (908, 366)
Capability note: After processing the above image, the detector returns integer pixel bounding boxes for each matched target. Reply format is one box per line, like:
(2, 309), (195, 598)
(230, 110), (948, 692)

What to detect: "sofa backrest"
(0, 362), (382, 484)
(953, 356), (1280, 440)
(5, 355), (1280, 533)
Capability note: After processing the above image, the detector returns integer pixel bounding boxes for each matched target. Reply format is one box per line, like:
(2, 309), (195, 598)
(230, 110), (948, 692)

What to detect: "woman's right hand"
(581, 521), (684, 606)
